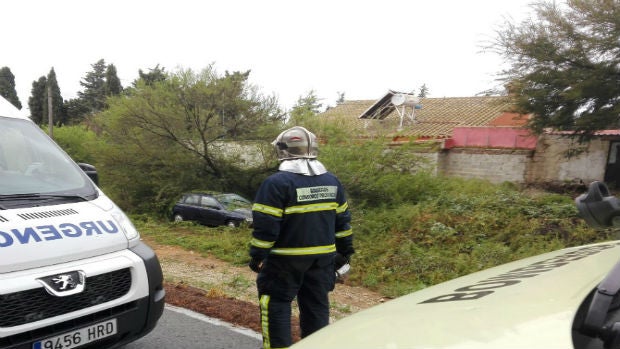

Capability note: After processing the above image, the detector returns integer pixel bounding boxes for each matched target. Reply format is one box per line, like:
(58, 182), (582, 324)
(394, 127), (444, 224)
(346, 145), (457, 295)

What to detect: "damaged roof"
(320, 93), (525, 139)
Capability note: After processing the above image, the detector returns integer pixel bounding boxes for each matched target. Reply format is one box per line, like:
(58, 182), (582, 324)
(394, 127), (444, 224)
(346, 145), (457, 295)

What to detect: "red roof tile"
(320, 95), (520, 138)
(488, 112), (531, 127)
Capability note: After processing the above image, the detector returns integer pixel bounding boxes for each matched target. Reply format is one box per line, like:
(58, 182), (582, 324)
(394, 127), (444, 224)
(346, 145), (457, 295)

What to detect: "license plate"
(33, 319), (117, 349)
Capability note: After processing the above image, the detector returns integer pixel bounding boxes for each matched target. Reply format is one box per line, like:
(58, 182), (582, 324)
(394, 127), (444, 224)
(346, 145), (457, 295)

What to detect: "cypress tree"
(0, 67), (22, 109)
(45, 68), (65, 126)
(78, 59), (107, 114)
(28, 77), (47, 125)
(105, 64), (123, 96)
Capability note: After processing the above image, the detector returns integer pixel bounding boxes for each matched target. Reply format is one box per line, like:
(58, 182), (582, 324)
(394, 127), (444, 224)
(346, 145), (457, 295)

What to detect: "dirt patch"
(145, 237), (386, 342)
(164, 282), (302, 342)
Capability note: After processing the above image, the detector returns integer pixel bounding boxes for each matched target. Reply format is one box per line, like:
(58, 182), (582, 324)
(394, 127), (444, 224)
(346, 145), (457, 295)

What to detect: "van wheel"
(173, 214), (184, 222)
(226, 220), (237, 228)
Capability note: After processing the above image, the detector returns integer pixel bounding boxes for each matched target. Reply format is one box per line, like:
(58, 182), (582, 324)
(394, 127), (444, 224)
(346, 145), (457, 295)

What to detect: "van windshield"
(0, 117), (97, 206)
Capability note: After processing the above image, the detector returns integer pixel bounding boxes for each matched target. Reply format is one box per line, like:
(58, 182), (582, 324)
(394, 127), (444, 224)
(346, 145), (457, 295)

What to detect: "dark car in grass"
(172, 192), (253, 227)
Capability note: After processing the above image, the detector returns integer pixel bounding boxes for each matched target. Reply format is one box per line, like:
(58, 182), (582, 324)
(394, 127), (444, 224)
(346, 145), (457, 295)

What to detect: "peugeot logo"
(53, 274), (77, 290)
(37, 271), (86, 297)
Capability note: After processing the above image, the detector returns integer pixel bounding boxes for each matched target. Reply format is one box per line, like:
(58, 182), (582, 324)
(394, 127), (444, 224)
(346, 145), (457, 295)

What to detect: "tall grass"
(135, 174), (612, 299)
(131, 215), (250, 264)
(347, 179), (611, 297)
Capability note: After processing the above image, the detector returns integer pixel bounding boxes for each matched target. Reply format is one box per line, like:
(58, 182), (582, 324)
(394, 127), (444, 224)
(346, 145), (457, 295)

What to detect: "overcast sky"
(3, 0), (535, 111)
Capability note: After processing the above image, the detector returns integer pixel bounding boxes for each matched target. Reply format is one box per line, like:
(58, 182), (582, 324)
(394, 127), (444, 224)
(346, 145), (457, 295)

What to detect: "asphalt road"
(123, 305), (262, 349)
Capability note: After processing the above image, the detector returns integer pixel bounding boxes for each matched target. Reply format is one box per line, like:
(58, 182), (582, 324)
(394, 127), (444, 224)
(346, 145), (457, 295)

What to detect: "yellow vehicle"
(292, 182), (620, 349)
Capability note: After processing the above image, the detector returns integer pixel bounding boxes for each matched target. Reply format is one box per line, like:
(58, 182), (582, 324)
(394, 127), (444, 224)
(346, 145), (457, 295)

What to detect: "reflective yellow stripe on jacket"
(252, 200), (348, 256)
(251, 239), (336, 256)
(252, 203), (284, 217)
(336, 229), (352, 238)
(270, 244), (336, 256)
(336, 202), (348, 213)
(250, 238), (275, 249)
(285, 202), (338, 214)
(252, 202), (348, 217)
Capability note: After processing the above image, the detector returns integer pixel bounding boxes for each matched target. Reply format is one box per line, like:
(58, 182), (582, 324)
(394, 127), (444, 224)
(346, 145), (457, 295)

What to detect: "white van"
(0, 97), (164, 349)
(291, 182), (620, 349)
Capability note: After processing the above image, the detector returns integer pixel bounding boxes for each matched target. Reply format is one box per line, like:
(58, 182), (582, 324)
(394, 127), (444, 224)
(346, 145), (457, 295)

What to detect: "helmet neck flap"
(279, 158), (327, 176)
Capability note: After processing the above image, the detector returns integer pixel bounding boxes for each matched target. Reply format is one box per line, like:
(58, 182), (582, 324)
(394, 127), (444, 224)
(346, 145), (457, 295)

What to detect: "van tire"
(173, 213), (184, 222)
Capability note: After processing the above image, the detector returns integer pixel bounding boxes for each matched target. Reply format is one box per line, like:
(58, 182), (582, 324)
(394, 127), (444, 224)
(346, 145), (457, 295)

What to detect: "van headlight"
(110, 206), (140, 244)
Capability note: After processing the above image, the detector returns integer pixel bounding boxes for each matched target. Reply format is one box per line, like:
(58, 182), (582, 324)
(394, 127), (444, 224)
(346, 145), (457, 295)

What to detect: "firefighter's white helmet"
(272, 126), (319, 160)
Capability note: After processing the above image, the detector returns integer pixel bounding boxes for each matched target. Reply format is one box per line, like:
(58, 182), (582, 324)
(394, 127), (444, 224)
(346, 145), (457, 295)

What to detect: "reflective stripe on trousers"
(260, 294), (290, 349)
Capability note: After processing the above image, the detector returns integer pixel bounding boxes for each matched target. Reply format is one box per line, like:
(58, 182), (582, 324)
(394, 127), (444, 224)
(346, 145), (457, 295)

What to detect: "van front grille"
(0, 268), (131, 327)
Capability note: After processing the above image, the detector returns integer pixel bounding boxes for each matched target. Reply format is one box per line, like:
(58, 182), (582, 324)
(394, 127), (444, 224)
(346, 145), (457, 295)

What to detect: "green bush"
(49, 125), (106, 165)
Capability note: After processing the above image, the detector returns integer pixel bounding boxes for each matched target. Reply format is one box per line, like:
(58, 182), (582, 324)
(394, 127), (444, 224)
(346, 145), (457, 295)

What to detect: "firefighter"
(249, 126), (354, 349)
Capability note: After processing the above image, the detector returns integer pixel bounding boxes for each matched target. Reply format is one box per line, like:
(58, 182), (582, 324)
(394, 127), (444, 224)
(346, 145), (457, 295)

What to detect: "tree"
(27, 69), (65, 126)
(28, 77), (47, 125)
(493, 0), (620, 142)
(104, 64), (123, 96)
(45, 68), (65, 126)
(336, 92), (345, 104)
(133, 64), (167, 87)
(288, 90), (323, 125)
(67, 59), (122, 122)
(16, 60), (122, 127)
(417, 84), (429, 98)
(0, 67), (22, 109)
(63, 98), (90, 125)
(95, 66), (285, 212)
(78, 59), (107, 114)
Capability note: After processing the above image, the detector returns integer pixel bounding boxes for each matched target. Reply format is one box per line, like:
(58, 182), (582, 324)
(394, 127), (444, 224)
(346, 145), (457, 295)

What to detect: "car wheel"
(226, 220), (238, 228)
(173, 213), (184, 222)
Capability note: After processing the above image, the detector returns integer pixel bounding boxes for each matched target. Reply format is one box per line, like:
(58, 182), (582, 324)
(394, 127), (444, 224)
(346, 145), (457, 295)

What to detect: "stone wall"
(211, 141), (271, 168)
(432, 134), (611, 185)
(525, 135), (609, 184)
(437, 148), (534, 184)
(220, 134), (614, 185)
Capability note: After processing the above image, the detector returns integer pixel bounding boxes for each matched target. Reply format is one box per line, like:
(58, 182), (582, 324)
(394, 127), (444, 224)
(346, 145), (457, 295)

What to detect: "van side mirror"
(78, 162), (99, 185)
(575, 181), (620, 228)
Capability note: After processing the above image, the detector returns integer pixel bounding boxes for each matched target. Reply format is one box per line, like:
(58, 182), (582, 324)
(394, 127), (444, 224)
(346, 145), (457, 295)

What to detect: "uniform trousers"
(256, 254), (335, 349)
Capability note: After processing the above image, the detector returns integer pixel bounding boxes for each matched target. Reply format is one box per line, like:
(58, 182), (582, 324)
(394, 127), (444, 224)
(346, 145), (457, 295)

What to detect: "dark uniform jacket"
(250, 170), (354, 260)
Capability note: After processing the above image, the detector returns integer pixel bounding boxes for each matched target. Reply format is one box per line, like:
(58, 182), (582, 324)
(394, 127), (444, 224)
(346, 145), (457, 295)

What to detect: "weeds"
(134, 141), (613, 299)
(227, 275), (253, 289)
(330, 302), (352, 314)
(137, 176), (612, 299)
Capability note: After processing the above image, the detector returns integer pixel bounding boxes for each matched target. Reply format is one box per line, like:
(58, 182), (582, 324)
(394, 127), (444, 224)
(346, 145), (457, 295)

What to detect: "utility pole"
(47, 84), (53, 139)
